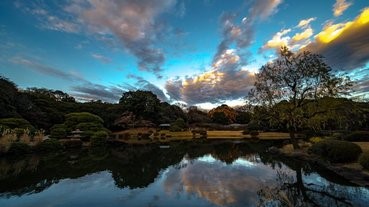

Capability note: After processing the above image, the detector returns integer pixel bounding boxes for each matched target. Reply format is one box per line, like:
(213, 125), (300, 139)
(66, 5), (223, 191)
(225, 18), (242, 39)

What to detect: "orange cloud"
(262, 29), (291, 49)
(292, 27), (313, 42)
(315, 7), (369, 44)
(333, 0), (352, 17)
(305, 8), (369, 70)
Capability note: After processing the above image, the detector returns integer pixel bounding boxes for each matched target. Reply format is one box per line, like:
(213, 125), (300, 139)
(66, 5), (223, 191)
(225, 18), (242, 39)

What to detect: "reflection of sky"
(163, 155), (293, 206)
(1, 155), (368, 207)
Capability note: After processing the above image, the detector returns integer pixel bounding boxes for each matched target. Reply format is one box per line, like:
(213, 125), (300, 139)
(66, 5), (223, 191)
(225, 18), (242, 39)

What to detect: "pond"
(0, 141), (368, 207)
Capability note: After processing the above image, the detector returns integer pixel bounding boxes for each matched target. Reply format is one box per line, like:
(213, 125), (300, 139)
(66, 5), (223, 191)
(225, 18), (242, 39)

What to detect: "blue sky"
(0, 0), (369, 108)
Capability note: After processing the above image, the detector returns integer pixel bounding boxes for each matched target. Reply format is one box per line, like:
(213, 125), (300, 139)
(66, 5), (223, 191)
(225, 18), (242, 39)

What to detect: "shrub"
(343, 131), (369, 142)
(309, 136), (323, 143)
(7, 142), (32, 155)
(90, 131), (108, 148)
(250, 131), (259, 138)
(36, 139), (63, 153)
(62, 139), (83, 148)
(76, 122), (104, 132)
(64, 112), (103, 129)
(0, 118), (34, 130)
(247, 121), (260, 131)
(170, 125), (182, 132)
(50, 124), (67, 139)
(81, 130), (94, 141)
(242, 129), (249, 135)
(170, 118), (186, 131)
(309, 140), (362, 163)
(359, 152), (369, 170)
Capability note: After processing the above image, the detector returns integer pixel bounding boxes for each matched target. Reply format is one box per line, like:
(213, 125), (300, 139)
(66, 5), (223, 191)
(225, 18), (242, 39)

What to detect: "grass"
(113, 128), (292, 144)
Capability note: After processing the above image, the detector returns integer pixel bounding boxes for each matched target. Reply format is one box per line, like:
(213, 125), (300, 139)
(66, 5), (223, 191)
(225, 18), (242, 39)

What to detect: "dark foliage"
(7, 142), (32, 155)
(343, 131), (369, 142)
(309, 140), (362, 163)
(36, 139), (63, 153)
(359, 152), (369, 170)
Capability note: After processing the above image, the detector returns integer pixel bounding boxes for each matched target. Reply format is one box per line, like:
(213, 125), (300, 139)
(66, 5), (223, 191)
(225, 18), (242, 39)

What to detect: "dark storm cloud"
(305, 8), (369, 71)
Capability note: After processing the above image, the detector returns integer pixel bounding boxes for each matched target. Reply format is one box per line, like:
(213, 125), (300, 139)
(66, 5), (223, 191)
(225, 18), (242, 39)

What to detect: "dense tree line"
(1, 75), (368, 134)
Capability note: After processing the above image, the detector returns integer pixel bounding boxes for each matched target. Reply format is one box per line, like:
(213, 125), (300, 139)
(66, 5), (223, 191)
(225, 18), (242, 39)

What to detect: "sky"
(0, 0), (369, 109)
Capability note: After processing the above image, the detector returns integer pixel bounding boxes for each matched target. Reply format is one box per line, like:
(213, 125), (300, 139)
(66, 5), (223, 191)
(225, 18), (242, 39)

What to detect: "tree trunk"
(289, 130), (300, 149)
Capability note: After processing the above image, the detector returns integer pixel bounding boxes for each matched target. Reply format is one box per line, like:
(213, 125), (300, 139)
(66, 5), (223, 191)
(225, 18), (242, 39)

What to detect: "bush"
(250, 131), (259, 138)
(343, 131), (369, 142)
(50, 124), (67, 139)
(242, 129), (249, 135)
(359, 152), (369, 170)
(170, 125), (182, 132)
(7, 142), (32, 155)
(64, 112), (103, 129)
(0, 118), (34, 130)
(36, 139), (63, 153)
(309, 136), (323, 143)
(309, 140), (362, 163)
(90, 131), (108, 148)
(62, 139), (83, 148)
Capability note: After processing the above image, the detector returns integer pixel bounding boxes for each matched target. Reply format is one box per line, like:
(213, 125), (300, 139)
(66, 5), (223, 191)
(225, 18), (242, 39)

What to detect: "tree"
(249, 47), (353, 148)
(208, 104), (237, 125)
(119, 90), (161, 122)
(187, 106), (211, 124)
(0, 77), (19, 118)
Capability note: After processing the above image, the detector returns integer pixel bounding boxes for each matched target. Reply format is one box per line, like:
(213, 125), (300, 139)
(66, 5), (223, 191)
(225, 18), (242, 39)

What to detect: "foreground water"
(0, 141), (368, 207)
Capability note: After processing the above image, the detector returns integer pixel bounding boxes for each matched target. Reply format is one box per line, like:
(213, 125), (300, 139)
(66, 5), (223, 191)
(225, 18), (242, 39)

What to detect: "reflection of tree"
(257, 162), (364, 207)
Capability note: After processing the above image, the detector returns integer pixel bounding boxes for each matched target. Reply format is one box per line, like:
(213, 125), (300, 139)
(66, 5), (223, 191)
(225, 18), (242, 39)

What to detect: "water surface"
(0, 142), (368, 207)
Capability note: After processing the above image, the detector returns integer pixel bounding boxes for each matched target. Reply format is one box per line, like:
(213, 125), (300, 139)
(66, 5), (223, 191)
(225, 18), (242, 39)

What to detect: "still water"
(0, 141), (368, 207)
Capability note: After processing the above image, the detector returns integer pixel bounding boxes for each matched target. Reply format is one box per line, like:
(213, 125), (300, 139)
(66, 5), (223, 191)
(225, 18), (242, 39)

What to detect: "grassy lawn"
(113, 128), (292, 143)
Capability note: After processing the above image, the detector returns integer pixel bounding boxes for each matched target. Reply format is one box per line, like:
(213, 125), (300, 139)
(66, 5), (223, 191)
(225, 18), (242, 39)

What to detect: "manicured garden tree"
(208, 104), (237, 125)
(0, 118), (34, 130)
(49, 124), (67, 139)
(248, 46), (353, 149)
(53, 112), (109, 140)
(170, 118), (187, 132)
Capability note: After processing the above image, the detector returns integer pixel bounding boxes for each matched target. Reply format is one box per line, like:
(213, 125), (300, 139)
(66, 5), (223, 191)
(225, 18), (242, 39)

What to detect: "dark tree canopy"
(249, 47), (353, 147)
(208, 104), (237, 125)
(119, 90), (161, 121)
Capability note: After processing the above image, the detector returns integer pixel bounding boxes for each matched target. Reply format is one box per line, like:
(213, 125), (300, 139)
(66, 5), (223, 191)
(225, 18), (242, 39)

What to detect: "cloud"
(91, 53), (112, 64)
(66, 0), (176, 76)
(333, 0), (352, 17)
(262, 29), (291, 50)
(305, 8), (369, 70)
(292, 27), (313, 42)
(164, 0), (281, 105)
(297, 17), (316, 29)
(163, 156), (290, 206)
(127, 74), (169, 102)
(71, 82), (125, 103)
(15, 1), (80, 33)
(249, 0), (283, 21)
(165, 49), (255, 105)
(10, 56), (84, 82)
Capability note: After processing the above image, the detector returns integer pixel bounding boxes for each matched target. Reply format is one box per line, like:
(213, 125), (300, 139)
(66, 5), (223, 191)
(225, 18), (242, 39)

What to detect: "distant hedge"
(343, 131), (369, 142)
(309, 140), (362, 163)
